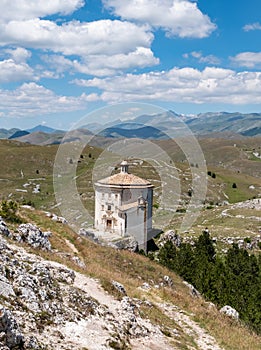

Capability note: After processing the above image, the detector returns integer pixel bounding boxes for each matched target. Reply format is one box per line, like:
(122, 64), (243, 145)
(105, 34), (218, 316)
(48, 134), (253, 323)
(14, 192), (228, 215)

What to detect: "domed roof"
(97, 172), (151, 186)
(96, 161), (153, 188)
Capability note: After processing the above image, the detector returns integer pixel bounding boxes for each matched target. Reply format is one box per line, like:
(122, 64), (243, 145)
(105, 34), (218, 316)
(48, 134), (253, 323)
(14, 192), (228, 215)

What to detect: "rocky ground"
(0, 218), (231, 350)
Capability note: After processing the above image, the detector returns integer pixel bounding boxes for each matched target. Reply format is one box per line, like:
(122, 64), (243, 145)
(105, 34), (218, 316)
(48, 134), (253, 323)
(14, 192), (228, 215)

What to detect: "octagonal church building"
(94, 161), (153, 251)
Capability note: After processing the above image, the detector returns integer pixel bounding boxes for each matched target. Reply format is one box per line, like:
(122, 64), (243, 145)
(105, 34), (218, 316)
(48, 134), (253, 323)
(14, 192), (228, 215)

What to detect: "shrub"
(0, 200), (23, 223)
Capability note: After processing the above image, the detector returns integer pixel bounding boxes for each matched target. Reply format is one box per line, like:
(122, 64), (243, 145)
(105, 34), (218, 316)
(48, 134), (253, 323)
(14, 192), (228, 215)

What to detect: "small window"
(108, 205), (112, 211)
(101, 205), (104, 210)
(115, 194), (118, 199)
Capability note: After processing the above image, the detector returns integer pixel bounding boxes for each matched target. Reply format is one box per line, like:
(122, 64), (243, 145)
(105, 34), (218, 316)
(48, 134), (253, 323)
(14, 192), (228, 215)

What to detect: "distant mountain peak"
(8, 130), (30, 139)
(27, 125), (64, 134)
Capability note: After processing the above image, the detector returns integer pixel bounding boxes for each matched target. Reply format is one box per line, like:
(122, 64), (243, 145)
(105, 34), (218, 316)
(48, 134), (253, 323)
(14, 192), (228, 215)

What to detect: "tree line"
(157, 231), (261, 334)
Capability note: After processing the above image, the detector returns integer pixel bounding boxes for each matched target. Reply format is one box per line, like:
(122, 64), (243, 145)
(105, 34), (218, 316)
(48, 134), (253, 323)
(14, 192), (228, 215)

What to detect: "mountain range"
(1, 111), (260, 145)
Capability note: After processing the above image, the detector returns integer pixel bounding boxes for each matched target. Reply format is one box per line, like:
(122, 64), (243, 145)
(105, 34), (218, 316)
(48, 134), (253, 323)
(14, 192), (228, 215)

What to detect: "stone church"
(94, 161), (153, 251)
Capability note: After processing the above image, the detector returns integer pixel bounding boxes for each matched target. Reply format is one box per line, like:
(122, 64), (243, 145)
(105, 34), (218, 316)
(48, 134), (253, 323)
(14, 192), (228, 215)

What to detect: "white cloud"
(0, 58), (34, 83)
(0, 0), (84, 22)
(103, 0), (216, 38)
(190, 51), (202, 59)
(0, 19), (156, 71)
(231, 52), (261, 68)
(243, 22), (261, 32)
(1, 19), (153, 56)
(0, 82), (91, 117)
(184, 51), (220, 65)
(0, 1), (160, 76)
(73, 66), (261, 105)
(42, 47), (159, 76)
(4, 47), (31, 63)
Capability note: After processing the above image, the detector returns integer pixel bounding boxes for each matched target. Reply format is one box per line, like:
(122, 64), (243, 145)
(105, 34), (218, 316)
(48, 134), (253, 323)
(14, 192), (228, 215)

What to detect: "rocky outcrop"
(0, 274), (15, 299)
(46, 212), (67, 224)
(111, 236), (139, 252)
(79, 229), (139, 252)
(0, 219), (11, 238)
(14, 223), (51, 250)
(0, 306), (24, 349)
(220, 305), (239, 320)
(0, 236), (103, 349)
(183, 281), (201, 298)
(112, 280), (127, 295)
(78, 228), (99, 243)
(158, 230), (181, 248)
(0, 220), (52, 251)
(0, 219), (237, 349)
(231, 198), (261, 210)
(0, 236), (171, 349)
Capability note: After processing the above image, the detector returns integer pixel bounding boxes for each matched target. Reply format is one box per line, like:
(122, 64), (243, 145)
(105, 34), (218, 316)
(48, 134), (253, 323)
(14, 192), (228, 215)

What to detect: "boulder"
(0, 220), (11, 238)
(220, 305), (239, 320)
(0, 278), (15, 298)
(24, 336), (43, 349)
(140, 282), (151, 290)
(0, 306), (24, 348)
(79, 228), (99, 243)
(158, 230), (181, 247)
(163, 275), (173, 287)
(183, 281), (201, 298)
(113, 237), (138, 252)
(112, 281), (127, 295)
(51, 266), (75, 285)
(16, 223), (51, 250)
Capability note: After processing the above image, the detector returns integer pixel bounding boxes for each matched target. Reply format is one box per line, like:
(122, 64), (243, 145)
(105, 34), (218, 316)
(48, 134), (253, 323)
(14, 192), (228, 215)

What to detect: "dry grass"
(17, 207), (261, 350)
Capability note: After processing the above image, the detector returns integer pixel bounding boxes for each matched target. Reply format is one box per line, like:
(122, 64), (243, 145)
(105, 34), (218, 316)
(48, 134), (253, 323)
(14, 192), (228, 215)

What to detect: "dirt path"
(158, 303), (224, 350)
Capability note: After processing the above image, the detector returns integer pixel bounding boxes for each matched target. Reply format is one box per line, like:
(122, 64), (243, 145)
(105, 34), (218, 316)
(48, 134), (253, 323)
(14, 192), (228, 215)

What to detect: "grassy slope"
(0, 140), (57, 208)
(14, 207), (261, 350)
(158, 137), (261, 203)
(0, 140), (101, 212)
(0, 138), (260, 242)
(0, 138), (260, 210)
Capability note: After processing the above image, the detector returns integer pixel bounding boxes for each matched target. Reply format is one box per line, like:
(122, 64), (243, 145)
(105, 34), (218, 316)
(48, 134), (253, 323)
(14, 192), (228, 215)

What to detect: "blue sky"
(0, 0), (261, 129)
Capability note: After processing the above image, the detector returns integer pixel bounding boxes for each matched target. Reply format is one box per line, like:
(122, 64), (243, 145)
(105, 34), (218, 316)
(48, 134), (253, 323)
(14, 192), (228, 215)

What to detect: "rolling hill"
(83, 111), (261, 138)
(2, 110), (260, 147)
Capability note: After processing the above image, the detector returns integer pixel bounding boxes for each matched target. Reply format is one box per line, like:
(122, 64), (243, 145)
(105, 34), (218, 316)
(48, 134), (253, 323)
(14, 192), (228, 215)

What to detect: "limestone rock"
(0, 306), (24, 349)
(112, 237), (139, 252)
(112, 280), (127, 295)
(16, 223), (51, 250)
(51, 266), (75, 285)
(46, 212), (67, 224)
(163, 275), (173, 287)
(140, 282), (151, 290)
(79, 228), (99, 243)
(0, 279), (15, 299)
(158, 230), (181, 248)
(220, 305), (239, 319)
(183, 281), (201, 298)
(71, 256), (86, 269)
(23, 336), (43, 349)
(0, 220), (11, 238)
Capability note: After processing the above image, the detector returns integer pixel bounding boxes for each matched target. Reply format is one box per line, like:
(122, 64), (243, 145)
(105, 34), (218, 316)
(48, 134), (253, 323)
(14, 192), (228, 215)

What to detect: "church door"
(106, 219), (112, 230)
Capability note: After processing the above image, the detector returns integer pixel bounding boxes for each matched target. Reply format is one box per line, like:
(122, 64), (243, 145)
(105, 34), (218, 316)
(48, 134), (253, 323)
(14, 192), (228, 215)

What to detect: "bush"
(0, 200), (23, 223)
